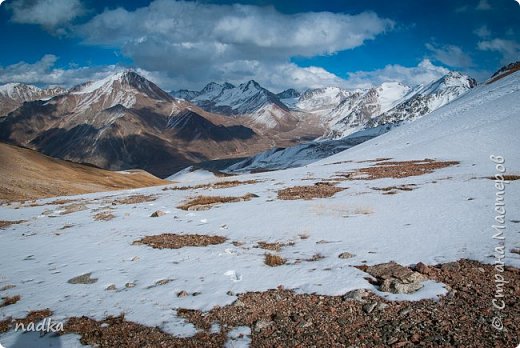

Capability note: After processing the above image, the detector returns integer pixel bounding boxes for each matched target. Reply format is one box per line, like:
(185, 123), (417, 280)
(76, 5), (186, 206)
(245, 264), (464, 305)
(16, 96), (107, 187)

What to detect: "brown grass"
(0, 220), (26, 229)
(257, 241), (294, 252)
(60, 203), (88, 215)
(177, 193), (257, 210)
(0, 295), (21, 308)
(277, 182), (345, 200)
(264, 253), (286, 267)
(93, 211), (115, 221)
(164, 180), (258, 191)
(334, 159), (459, 181)
(134, 233), (227, 249)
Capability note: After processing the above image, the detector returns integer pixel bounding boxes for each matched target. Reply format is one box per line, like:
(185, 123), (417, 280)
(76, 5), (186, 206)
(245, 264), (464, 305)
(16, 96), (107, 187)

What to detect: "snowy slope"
(226, 124), (395, 172)
(0, 69), (518, 347)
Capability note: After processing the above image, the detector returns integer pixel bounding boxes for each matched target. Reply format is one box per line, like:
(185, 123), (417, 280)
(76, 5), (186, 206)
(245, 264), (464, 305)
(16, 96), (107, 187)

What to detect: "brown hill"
(0, 142), (167, 202)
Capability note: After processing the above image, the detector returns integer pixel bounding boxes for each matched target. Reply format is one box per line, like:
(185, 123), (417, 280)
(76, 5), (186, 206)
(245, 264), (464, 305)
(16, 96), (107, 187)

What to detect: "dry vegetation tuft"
(164, 180), (258, 191)
(177, 193), (258, 210)
(0, 295), (21, 308)
(264, 253), (286, 267)
(134, 233), (227, 249)
(0, 309), (53, 333)
(109, 194), (157, 205)
(93, 211), (116, 221)
(487, 175), (520, 181)
(0, 220), (26, 229)
(277, 182), (345, 200)
(333, 159), (459, 181)
(372, 184), (417, 194)
(257, 241), (295, 252)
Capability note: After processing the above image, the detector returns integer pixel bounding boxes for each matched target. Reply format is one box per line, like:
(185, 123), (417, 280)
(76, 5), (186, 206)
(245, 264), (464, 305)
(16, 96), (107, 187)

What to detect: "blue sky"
(0, 0), (519, 91)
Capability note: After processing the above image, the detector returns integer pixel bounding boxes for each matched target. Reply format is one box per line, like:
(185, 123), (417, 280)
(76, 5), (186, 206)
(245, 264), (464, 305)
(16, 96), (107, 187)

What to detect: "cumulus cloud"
(0, 54), (117, 87)
(75, 0), (394, 90)
(478, 38), (520, 64)
(344, 59), (450, 88)
(426, 43), (473, 68)
(9, 0), (85, 30)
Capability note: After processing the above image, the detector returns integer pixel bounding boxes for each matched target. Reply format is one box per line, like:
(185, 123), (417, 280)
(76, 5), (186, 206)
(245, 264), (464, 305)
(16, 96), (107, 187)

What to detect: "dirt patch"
(334, 159), (459, 181)
(134, 233), (227, 249)
(0, 309), (53, 333)
(0, 220), (26, 229)
(277, 182), (346, 200)
(257, 241), (294, 252)
(264, 253), (286, 267)
(109, 194), (157, 205)
(177, 193), (258, 211)
(93, 211), (115, 221)
(0, 294), (21, 308)
(164, 179), (259, 191)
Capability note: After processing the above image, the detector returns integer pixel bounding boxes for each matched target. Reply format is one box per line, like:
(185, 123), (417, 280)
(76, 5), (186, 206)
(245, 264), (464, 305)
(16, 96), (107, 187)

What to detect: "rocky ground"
(2, 259), (509, 347)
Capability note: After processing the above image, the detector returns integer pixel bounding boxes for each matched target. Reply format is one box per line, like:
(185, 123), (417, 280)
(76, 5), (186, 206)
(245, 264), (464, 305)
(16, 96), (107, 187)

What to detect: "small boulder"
(150, 210), (166, 218)
(338, 252), (355, 259)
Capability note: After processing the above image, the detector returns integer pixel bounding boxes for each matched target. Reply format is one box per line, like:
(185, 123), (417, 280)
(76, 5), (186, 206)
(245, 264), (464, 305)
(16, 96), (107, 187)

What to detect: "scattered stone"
(511, 248), (520, 255)
(125, 282), (136, 288)
(342, 289), (369, 302)
(68, 273), (98, 285)
(253, 319), (273, 332)
(358, 262), (427, 294)
(177, 290), (189, 298)
(150, 210), (166, 218)
(105, 284), (117, 291)
(362, 302), (377, 314)
(339, 252), (355, 259)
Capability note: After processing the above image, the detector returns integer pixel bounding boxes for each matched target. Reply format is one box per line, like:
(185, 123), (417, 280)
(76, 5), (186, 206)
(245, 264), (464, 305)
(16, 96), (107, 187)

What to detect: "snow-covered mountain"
(0, 71), (264, 177)
(186, 80), (297, 129)
(0, 83), (66, 116)
(323, 82), (411, 138)
(324, 72), (476, 139)
(367, 72), (477, 128)
(294, 87), (354, 115)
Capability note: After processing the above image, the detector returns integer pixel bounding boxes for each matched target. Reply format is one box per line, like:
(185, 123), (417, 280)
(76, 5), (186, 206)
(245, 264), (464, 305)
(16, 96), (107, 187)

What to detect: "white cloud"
(0, 55), (117, 87)
(426, 43), (473, 68)
(476, 0), (492, 10)
(344, 59), (450, 88)
(75, 0), (394, 90)
(474, 25), (491, 38)
(9, 0), (85, 29)
(478, 38), (520, 64)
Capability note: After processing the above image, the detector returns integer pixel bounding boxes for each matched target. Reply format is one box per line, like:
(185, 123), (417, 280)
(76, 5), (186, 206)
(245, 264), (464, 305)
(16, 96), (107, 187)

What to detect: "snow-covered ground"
(0, 71), (519, 347)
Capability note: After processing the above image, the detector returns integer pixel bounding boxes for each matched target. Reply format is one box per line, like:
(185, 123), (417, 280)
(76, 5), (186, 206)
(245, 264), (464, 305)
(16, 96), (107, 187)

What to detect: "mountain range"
(0, 66), (481, 177)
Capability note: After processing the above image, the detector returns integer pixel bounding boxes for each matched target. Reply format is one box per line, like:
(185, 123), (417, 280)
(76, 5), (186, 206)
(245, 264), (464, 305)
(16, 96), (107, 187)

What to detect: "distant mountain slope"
(0, 83), (66, 116)
(0, 142), (167, 201)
